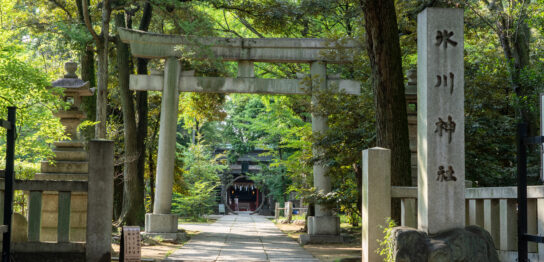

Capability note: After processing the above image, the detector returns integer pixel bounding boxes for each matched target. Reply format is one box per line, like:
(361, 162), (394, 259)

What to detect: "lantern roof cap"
(51, 62), (92, 96)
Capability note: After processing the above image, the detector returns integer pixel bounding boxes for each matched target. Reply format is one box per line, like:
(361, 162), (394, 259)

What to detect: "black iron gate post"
(0, 107), (15, 262)
(517, 121), (544, 261)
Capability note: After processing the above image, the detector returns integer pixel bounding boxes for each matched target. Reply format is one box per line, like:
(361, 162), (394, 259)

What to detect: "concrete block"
(41, 211), (58, 227)
(70, 194), (88, 212)
(40, 227), (57, 242)
(41, 194), (59, 212)
(307, 216), (340, 236)
(70, 228), (86, 242)
(145, 213), (178, 233)
(70, 212), (87, 227)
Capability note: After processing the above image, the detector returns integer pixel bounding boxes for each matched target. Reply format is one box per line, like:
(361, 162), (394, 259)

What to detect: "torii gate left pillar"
(145, 57), (181, 234)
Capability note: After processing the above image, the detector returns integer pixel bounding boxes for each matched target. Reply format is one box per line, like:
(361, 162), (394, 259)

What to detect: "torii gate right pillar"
(302, 61), (342, 244)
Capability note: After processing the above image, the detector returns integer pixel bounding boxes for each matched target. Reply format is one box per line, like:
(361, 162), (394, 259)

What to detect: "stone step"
(35, 173), (88, 181)
(40, 161), (88, 174)
(53, 150), (87, 161)
(54, 141), (85, 149)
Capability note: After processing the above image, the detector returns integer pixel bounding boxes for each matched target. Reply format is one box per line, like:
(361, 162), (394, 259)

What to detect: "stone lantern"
(35, 62), (92, 242)
(51, 61), (93, 140)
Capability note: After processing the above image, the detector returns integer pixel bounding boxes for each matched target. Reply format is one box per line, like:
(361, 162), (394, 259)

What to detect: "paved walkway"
(166, 214), (318, 261)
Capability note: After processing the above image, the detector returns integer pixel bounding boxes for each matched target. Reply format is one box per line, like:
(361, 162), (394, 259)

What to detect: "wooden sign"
(120, 226), (141, 262)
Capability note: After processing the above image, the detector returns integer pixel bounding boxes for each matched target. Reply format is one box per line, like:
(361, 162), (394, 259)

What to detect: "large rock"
(391, 226), (499, 262)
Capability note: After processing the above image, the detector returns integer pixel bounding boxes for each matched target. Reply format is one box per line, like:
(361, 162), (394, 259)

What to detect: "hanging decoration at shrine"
(232, 182), (255, 191)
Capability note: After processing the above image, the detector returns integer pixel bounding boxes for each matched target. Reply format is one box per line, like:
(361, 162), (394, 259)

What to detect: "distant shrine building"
(214, 148), (273, 214)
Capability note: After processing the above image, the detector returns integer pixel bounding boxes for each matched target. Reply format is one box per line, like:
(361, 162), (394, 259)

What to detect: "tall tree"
(82, 0), (111, 138)
(115, 12), (146, 225)
(135, 3), (153, 220)
(360, 0), (412, 221)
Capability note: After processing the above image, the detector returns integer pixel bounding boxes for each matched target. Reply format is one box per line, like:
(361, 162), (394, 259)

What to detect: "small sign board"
(120, 226), (141, 262)
(218, 204), (225, 214)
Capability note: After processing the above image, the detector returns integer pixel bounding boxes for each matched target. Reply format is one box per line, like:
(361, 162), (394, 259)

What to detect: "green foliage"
(171, 138), (226, 219)
(377, 218), (397, 262)
(0, 42), (67, 163)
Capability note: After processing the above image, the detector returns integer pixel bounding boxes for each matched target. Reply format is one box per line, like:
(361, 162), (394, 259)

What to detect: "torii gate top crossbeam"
(118, 28), (358, 63)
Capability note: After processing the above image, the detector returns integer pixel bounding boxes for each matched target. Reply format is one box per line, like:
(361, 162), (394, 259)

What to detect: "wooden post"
(275, 203), (278, 219)
(285, 202), (293, 223)
(86, 140), (114, 262)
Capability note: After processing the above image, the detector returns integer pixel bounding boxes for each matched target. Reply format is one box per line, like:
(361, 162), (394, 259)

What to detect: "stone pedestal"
(308, 216), (340, 235)
(300, 216), (343, 244)
(145, 213), (178, 233)
(36, 141), (88, 242)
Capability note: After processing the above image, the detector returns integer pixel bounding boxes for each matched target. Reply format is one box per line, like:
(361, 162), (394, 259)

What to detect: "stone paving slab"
(166, 215), (318, 261)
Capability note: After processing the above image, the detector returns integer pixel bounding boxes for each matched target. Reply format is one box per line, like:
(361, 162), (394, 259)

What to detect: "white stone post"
(417, 8), (465, 234)
(362, 147), (391, 262)
(537, 199), (544, 259)
(401, 198), (417, 228)
(483, 199), (500, 248)
(146, 57), (180, 233)
(499, 199), (517, 250)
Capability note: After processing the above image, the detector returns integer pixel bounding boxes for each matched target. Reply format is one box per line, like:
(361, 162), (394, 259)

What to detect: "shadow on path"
(166, 215), (318, 261)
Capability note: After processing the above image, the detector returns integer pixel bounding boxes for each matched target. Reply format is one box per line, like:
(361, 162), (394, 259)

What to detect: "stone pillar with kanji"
(417, 8), (465, 234)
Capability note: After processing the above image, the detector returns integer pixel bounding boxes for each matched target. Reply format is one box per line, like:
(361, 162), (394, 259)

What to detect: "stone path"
(166, 214), (318, 261)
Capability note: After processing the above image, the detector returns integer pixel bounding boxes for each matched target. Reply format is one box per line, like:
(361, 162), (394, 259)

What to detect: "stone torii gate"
(119, 28), (360, 243)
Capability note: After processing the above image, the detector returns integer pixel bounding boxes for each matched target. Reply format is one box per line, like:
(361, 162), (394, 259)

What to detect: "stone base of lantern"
(35, 140), (88, 242)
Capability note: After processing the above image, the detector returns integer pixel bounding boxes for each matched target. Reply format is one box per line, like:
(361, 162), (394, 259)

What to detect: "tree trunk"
(116, 13), (145, 226)
(137, 2), (153, 215)
(489, 0), (531, 122)
(89, 0), (111, 139)
(76, 0), (96, 139)
(361, 0), (412, 223)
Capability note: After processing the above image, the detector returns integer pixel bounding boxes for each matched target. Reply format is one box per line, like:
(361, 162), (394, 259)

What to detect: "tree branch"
(236, 15), (265, 38)
(82, 0), (100, 42)
(48, 0), (73, 20)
